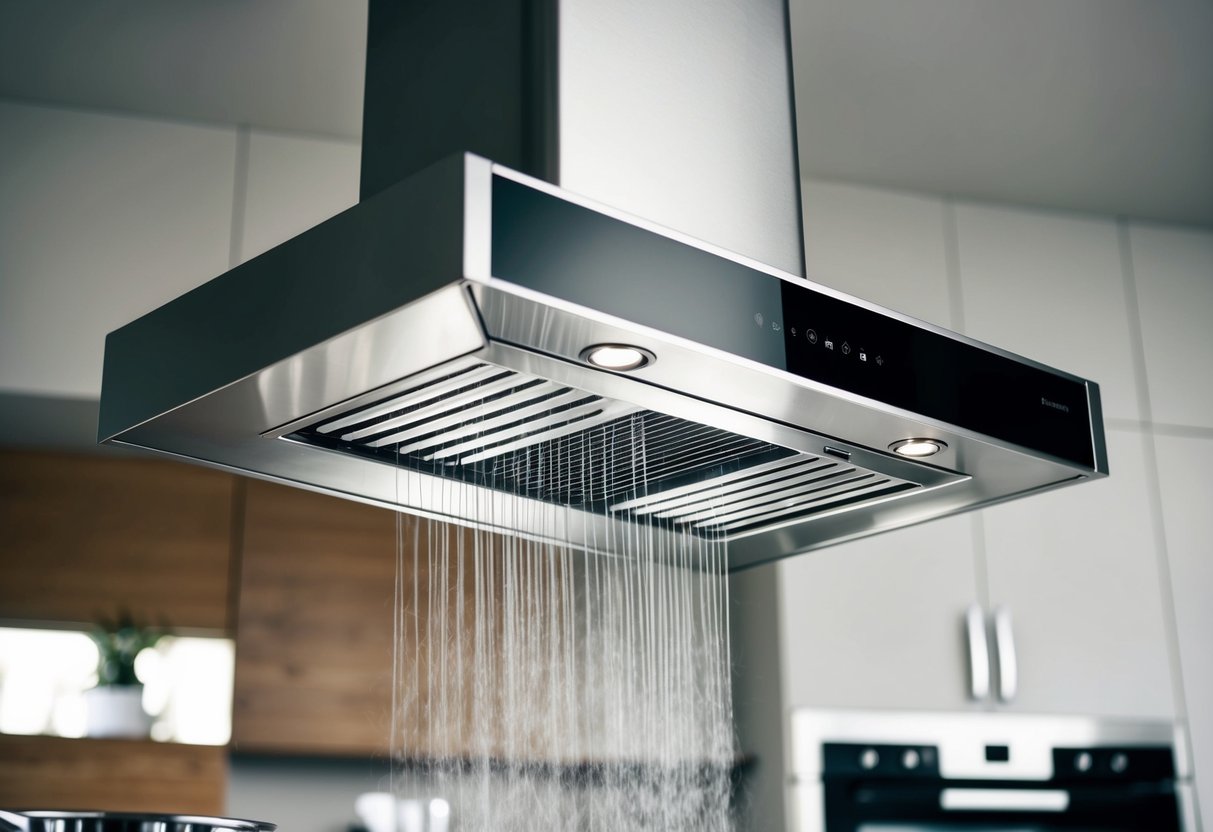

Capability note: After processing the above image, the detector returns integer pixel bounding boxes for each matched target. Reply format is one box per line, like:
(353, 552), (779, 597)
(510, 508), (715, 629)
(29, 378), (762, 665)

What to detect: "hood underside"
(99, 154), (1106, 571)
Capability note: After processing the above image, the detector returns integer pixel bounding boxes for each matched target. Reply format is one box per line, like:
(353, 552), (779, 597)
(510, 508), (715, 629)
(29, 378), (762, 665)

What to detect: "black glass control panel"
(779, 282), (1095, 468)
(491, 176), (1097, 469)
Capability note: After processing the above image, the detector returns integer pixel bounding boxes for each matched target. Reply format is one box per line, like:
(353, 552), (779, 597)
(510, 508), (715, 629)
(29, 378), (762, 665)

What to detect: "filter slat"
(423, 400), (617, 462)
(696, 475), (889, 530)
(316, 359), (491, 434)
(711, 482), (918, 533)
(289, 363), (923, 538)
(669, 468), (862, 525)
(618, 459), (831, 517)
(374, 388), (592, 452)
(341, 372), (540, 442)
(458, 402), (642, 465)
(609, 455), (810, 512)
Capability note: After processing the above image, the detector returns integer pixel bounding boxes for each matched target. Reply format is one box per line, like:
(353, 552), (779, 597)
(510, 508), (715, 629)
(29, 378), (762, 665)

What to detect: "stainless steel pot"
(0, 812), (275, 832)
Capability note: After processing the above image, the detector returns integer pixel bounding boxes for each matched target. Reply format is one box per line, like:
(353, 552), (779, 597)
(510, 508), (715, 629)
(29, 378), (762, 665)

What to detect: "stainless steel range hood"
(98, 1), (1107, 571)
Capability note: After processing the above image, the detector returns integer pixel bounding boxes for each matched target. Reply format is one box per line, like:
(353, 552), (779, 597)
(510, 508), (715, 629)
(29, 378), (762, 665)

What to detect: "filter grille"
(288, 361), (918, 536)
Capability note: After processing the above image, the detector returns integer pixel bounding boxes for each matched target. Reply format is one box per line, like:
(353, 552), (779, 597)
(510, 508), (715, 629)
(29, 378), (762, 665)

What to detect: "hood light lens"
(581, 344), (654, 371)
(890, 438), (946, 458)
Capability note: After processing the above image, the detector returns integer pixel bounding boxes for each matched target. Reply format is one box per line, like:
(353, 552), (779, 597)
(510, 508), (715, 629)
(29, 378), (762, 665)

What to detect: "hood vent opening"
(286, 363), (922, 538)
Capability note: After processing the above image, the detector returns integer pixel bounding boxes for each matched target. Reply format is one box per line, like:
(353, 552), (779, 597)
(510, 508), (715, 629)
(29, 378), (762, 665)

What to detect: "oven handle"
(965, 603), (990, 702)
(941, 788), (1070, 813)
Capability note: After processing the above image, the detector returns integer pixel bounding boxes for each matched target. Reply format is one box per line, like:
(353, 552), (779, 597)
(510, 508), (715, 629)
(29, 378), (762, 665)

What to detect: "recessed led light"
(890, 438), (946, 458)
(580, 344), (654, 371)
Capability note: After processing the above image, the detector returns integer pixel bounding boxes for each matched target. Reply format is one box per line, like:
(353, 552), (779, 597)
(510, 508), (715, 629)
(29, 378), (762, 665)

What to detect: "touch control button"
(807, 329), (818, 345)
(1075, 752), (1093, 772)
(859, 749), (880, 770)
(901, 749), (921, 770)
(1110, 753), (1129, 773)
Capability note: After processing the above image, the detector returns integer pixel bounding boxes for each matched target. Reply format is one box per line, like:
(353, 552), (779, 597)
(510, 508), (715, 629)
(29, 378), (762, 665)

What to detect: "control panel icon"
(824, 338), (834, 351)
(807, 329), (818, 345)
(841, 342), (851, 356)
(859, 351), (867, 363)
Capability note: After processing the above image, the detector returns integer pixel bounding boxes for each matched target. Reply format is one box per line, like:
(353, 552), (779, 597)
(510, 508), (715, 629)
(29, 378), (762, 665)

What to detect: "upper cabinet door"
(980, 428), (1175, 718)
(1130, 225), (1213, 431)
(777, 515), (982, 712)
(956, 204), (1174, 718)
(0, 449), (237, 633)
(954, 203), (1143, 421)
(802, 180), (954, 329)
(779, 182), (981, 713)
(1153, 434), (1213, 825)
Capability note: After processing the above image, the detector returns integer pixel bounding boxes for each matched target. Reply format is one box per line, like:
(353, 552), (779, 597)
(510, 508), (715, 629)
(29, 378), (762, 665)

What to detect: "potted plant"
(83, 611), (168, 739)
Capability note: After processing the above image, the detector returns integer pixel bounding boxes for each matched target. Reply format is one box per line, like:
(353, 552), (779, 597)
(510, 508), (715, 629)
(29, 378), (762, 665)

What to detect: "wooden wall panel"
(233, 481), (501, 758)
(232, 479), (399, 755)
(0, 735), (226, 813)
(0, 450), (237, 633)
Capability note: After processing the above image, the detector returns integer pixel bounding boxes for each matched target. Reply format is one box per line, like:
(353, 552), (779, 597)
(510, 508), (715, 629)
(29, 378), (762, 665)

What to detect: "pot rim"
(10, 812), (274, 832)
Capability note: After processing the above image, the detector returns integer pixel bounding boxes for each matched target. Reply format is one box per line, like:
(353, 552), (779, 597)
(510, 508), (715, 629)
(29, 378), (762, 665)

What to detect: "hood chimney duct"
(359, 0), (806, 277)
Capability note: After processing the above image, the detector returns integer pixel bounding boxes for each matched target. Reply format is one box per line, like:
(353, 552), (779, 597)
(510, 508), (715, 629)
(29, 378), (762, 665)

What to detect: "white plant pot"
(84, 685), (152, 739)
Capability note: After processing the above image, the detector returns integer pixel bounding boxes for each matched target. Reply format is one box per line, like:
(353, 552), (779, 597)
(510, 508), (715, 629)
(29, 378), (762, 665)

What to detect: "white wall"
(0, 98), (359, 400)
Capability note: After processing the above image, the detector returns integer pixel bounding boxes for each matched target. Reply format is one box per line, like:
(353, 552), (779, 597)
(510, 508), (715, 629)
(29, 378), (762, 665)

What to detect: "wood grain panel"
(233, 480), (524, 759)
(0, 734), (226, 813)
(0, 450), (237, 633)
(232, 479), (400, 756)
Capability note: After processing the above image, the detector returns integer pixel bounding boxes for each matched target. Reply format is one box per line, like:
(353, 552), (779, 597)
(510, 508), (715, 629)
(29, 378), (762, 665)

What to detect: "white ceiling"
(791, 0), (1213, 226)
(0, 0), (1209, 226)
(0, 0), (367, 139)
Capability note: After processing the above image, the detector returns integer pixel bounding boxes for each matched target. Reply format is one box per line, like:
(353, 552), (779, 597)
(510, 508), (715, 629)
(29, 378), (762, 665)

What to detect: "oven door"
(815, 780), (1183, 832)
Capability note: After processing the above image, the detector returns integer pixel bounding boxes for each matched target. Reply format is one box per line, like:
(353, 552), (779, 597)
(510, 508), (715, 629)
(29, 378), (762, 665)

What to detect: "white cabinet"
(776, 516), (981, 712)
(1154, 434), (1213, 828)
(1131, 225), (1213, 430)
(981, 428), (1175, 718)
(954, 202), (1174, 718)
(953, 203), (1143, 421)
(802, 180), (953, 328)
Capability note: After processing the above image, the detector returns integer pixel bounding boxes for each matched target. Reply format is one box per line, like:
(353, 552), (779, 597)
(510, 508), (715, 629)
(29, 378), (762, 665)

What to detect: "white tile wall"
(1131, 225), (1213, 430)
(239, 129), (361, 263)
(1154, 433), (1213, 824)
(954, 203), (1142, 421)
(0, 99), (236, 398)
(802, 180), (953, 328)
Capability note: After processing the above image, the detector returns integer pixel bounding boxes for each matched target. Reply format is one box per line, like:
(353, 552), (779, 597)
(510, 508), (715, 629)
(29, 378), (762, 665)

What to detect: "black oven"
(788, 710), (1196, 832)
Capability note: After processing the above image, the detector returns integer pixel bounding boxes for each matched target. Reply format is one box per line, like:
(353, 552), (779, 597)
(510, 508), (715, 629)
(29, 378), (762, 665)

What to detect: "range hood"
(98, 1), (1107, 571)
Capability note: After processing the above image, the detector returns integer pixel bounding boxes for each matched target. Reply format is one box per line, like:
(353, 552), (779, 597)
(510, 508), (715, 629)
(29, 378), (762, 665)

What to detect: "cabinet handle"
(993, 605), (1018, 703)
(965, 603), (990, 702)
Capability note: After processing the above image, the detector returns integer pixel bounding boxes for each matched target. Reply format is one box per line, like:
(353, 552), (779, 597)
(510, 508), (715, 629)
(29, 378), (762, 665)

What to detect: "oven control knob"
(902, 749), (921, 770)
(860, 749), (880, 770)
(1110, 752), (1129, 773)
(1074, 751), (1093, 772)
